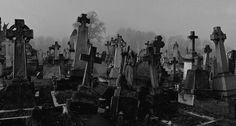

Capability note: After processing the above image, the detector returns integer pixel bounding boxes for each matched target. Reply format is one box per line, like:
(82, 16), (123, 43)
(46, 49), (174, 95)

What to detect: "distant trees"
(116, 28), (156, 51)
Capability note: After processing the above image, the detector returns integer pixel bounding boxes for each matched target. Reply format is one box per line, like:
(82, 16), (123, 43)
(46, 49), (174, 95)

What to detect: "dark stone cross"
(80, 46), (102, 87)
(188, 31), (198, 57)
(52, 41), (61, 60)
(204, 45), (212, 54)
(77, 14), (90, 25)
(6, 19), (33, 79)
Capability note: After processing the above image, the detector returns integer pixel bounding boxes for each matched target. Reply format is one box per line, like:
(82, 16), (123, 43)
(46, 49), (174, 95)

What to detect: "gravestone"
(0, 19), (35, 110)
(203, 45), (212, 71)
(143, 36), (164, 91)
(6, 19), (33, 79)
(171, 57), (178, 81)
(173, 41), (181, 61)
(228, 50), (236, 74)
(37, 49), (44, 67)
(73, 14), (90, 70)
(1, 40), (13, 68)
(52, 41), (61, 60)
(188, 31), (198, 60)
(109, 35), (126, 78)
(211, 27), (236, 97)
(80, 46), (102, 87)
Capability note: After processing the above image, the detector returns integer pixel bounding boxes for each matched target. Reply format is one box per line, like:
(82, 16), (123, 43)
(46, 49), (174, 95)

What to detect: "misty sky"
(1, 0), (236, 47)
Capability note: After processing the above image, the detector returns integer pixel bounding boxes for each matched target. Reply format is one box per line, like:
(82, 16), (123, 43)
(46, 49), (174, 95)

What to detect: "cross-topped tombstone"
(210, 27), (228, 74)
(188, 31), (198, 59)
(80, 46), (102, 87)
(143, 35), (165, 90)
(6, 19), (33, 79)
(105, 41), (111, 52)
(109, 35), (127, 78)
(73, 14), (90, 70)
(52, 41), (61, 60)
(203, 45), (212, 71)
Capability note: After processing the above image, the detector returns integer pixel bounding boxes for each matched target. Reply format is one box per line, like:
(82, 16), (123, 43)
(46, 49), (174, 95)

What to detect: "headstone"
(80, 46), (102, 87)
(203, 45), (212, 71)
(6, 19), (33, 79)
(37, 49), (44, 66)
(171, 57), (178, 81)
(73, 14), (90, 70)
(143, 36), (164, 91)
(183, 54), (193, 80)
(210, 27), (228, 74)
(1, 19), (35, 110)
(188, 31), (198, 59)
(109, 35), (126, 78)
(173, 41), (180, 60)
(211, 27), (236, 97)
(52, 41), (61, 60)
(2, 40), (13, 68)
(228, 50), (236, 74)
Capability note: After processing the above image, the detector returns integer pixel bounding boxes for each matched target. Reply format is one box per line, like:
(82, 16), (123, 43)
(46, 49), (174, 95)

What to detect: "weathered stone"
(80, 46), (102, 87)
(73, 14), (90, 70)
(6, 19), (33, 79)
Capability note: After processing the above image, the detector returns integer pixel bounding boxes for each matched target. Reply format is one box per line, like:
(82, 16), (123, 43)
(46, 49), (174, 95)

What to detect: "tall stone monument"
(211, 26), (236, 97)
(109, 35), (126, 78)
(143, 35), (165, 91)
(73, 14), (90, 70)
(6, 19), (33, 79)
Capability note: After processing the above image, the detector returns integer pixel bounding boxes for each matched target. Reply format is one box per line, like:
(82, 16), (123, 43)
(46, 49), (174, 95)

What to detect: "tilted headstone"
(73, 14), (90, 70)
(203, 45), (212, 71)
(6, 19), (33, 79)
(143, 35), (165, 90)
(80, 46), (102, 87)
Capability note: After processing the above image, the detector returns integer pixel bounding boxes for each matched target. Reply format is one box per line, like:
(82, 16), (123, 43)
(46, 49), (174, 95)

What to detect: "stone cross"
(80, 46), (102, 87)
(143, 35), (165, 90)
(203, 45), (212, 71)
(210, 26), (228, 74)
(6, 19), (33, 79)
(53, 41), (61, 60)
(188, 31), (198, 58)
(74, 14), (90, 70)
(105, 40), (111, 53)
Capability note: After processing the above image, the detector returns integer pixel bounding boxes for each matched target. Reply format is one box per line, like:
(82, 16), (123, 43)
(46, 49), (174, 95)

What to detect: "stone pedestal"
(213, 74), (236, 97)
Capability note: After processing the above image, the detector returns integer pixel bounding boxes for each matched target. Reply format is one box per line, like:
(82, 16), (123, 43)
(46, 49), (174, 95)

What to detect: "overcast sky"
(1, 0), (236, 47)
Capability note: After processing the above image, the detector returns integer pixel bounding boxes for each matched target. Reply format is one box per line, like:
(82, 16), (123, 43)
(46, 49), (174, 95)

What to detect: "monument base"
(213, 73), (236, 97)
